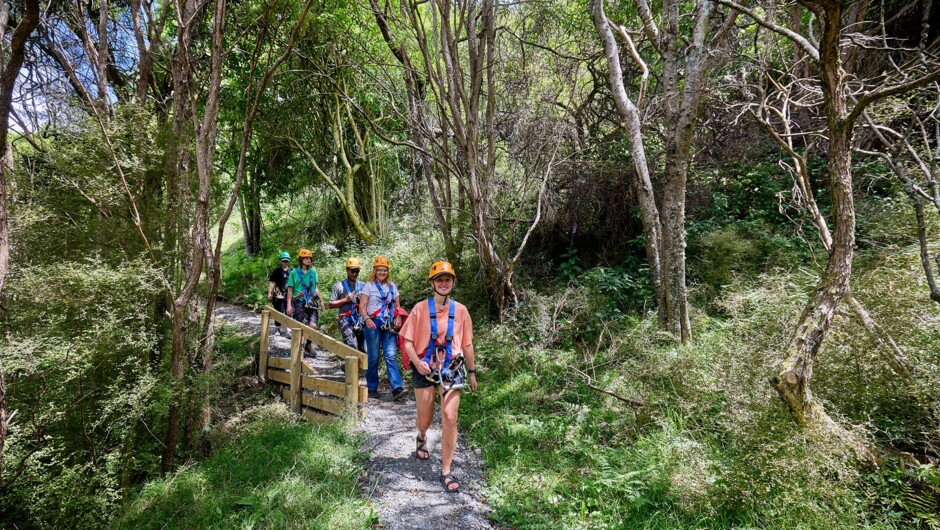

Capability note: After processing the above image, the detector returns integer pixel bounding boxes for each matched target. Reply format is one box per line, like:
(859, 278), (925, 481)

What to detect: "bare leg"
(439, 388), (462, 481)
(414, 386), (435, 457)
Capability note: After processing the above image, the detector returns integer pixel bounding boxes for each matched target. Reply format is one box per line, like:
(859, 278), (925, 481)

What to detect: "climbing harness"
(337, 279), (364, 331)
(423, 299), (467, 393)
(293, 268), (318, 310)
(368, 281), (396, 331)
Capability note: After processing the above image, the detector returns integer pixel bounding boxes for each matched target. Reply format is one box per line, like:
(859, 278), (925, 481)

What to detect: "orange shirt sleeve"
(457, 304), (473, 348)
(401, 301), (431, 356)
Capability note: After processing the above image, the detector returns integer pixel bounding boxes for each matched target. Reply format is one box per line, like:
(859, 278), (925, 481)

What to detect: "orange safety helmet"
(345, 257), (362, 269)
(298, 248), (313, 259)
(372, 256), (390, 269)
(429, 261), (457, 280)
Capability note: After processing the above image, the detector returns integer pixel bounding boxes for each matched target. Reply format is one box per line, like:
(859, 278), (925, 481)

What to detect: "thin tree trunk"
(0, 0), (40, 297)
(0, 0), (42, 475)
(907, 179), (940, 303)
(771, 3), (858, 434)
(590, 0), (663, 310)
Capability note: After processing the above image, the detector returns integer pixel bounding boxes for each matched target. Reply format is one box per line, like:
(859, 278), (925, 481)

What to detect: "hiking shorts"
(272, 297), (286, 324)
(412, 366), (436, 390)
(291, 303), (318, 328)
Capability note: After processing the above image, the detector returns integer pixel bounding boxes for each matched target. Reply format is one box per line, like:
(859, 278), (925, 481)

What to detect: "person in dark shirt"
(267, 251), (292, 336)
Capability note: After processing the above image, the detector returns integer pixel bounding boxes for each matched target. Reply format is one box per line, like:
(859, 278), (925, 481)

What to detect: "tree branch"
(714, 0), (820, 61)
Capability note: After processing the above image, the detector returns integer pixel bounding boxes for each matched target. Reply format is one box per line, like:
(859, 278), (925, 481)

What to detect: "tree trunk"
(370, 0), (462, 264)
(907, 179), (940, 304)
(0, 0), (41, 477)
(771, 1), (858, 434)
(0, 0), (40, 297)
(592, 0), (722, 342)
(590, 0), (665, 304)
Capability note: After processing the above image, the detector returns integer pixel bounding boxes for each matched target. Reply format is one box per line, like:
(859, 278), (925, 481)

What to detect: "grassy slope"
(118, 407), (372, 529)
(118, 312), (373, 529)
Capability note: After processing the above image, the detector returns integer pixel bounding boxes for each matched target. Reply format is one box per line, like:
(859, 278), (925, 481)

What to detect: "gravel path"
(215, 302), (494, 529)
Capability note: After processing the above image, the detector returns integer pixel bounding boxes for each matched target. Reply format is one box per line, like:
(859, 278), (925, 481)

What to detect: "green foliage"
(464, 239), (940, 528)
(863, 462), (940, 529)
(0, 259), (164, 528)
(118, 405), (372, 529)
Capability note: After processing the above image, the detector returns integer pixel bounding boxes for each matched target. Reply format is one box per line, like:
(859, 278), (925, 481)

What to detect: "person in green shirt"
(286, 248), (323, 355)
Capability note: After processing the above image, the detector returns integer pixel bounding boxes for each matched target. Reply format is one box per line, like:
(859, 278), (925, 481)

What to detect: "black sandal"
(440, 473), (460, 493)
(414, 436), (430, 460)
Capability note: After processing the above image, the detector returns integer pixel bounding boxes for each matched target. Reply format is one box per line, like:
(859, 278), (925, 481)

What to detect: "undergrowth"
(117, 405), (373, 529)
(462, 238), (940, 529)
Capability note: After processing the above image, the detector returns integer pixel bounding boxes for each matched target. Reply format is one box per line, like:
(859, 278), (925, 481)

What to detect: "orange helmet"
(372, 256), (390, 269)
(298, 248), (313, 259)
(345, 257), (362, 269)
(429, 261), (456, 280)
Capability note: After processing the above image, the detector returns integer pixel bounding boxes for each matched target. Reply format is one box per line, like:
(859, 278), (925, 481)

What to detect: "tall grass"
(461, 237), (940, 529)
(118, 405), (373, 529)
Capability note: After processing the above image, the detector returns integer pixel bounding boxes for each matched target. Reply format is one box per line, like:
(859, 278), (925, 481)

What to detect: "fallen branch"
(571, 366), (644, 408)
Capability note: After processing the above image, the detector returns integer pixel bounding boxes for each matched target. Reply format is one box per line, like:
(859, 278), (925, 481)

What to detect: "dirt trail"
(215, 302), (493, 529)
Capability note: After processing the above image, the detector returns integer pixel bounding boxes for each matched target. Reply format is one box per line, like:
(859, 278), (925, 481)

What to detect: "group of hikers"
(267, 250), (477, 493)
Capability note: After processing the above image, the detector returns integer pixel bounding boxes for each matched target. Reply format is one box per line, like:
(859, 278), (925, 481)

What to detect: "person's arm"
(328, 285), (347, 309)
(286, 285), (294, 314)
(405, 339), (430, 375)
(393, 294), (403, 328)
(463, 343), (477, 392)
(268, 281), (275, 301)
(359, 293), (375, 329)
(315, 285), (324, 307)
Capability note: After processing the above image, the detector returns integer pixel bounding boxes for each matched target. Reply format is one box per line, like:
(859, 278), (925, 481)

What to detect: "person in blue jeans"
(359, 256), (405, 400)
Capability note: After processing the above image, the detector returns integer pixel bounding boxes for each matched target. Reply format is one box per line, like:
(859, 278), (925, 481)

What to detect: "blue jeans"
(364, 326), (402, 391)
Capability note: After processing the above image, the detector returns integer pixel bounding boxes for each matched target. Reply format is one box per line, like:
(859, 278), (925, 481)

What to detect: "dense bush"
(462, 235), (940, 528)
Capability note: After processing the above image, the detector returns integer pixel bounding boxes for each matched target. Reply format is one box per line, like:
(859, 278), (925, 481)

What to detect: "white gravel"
(215, 302), (494, 529)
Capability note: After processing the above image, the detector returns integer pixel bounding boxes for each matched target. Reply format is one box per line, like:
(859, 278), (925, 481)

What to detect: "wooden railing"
(259, 306), (368, 422)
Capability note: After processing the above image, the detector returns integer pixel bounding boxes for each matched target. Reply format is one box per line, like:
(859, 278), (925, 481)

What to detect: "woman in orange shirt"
(400, 261), (478, 493)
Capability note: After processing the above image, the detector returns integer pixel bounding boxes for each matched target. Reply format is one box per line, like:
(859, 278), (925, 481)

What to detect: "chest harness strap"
(424, 299), (456, 373)
(338, 279), (364, 327)
(368, 281), (396, 328)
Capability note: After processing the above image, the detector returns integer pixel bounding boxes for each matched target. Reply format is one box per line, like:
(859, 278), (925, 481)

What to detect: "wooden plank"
(302, 408), (335, 423)
(268, 357), (291, 369)
(282, 388), (346, 418)
(301, 393), (345, 415)
(267, 369), (290, 385)
(265, 305), (367, 366)
(302, 359), (319, 375)
(290, 328), (302, 414)
(259, 310), (271, 379)
(359, 386), (368, 403)
(302, 376), (346, 398)
(345, 356), (359, 414)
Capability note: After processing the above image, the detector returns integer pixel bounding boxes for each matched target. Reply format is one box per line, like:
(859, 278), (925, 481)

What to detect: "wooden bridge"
(258, 306), (368, 422)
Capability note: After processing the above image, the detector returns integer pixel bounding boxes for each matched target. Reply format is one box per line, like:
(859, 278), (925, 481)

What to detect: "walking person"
(400, 261), (477, 493)
(267, 251), (292, 336)
(328, 257), (366, 353)
(358, 256), (404, 400)
(286, 248), (323, 356)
